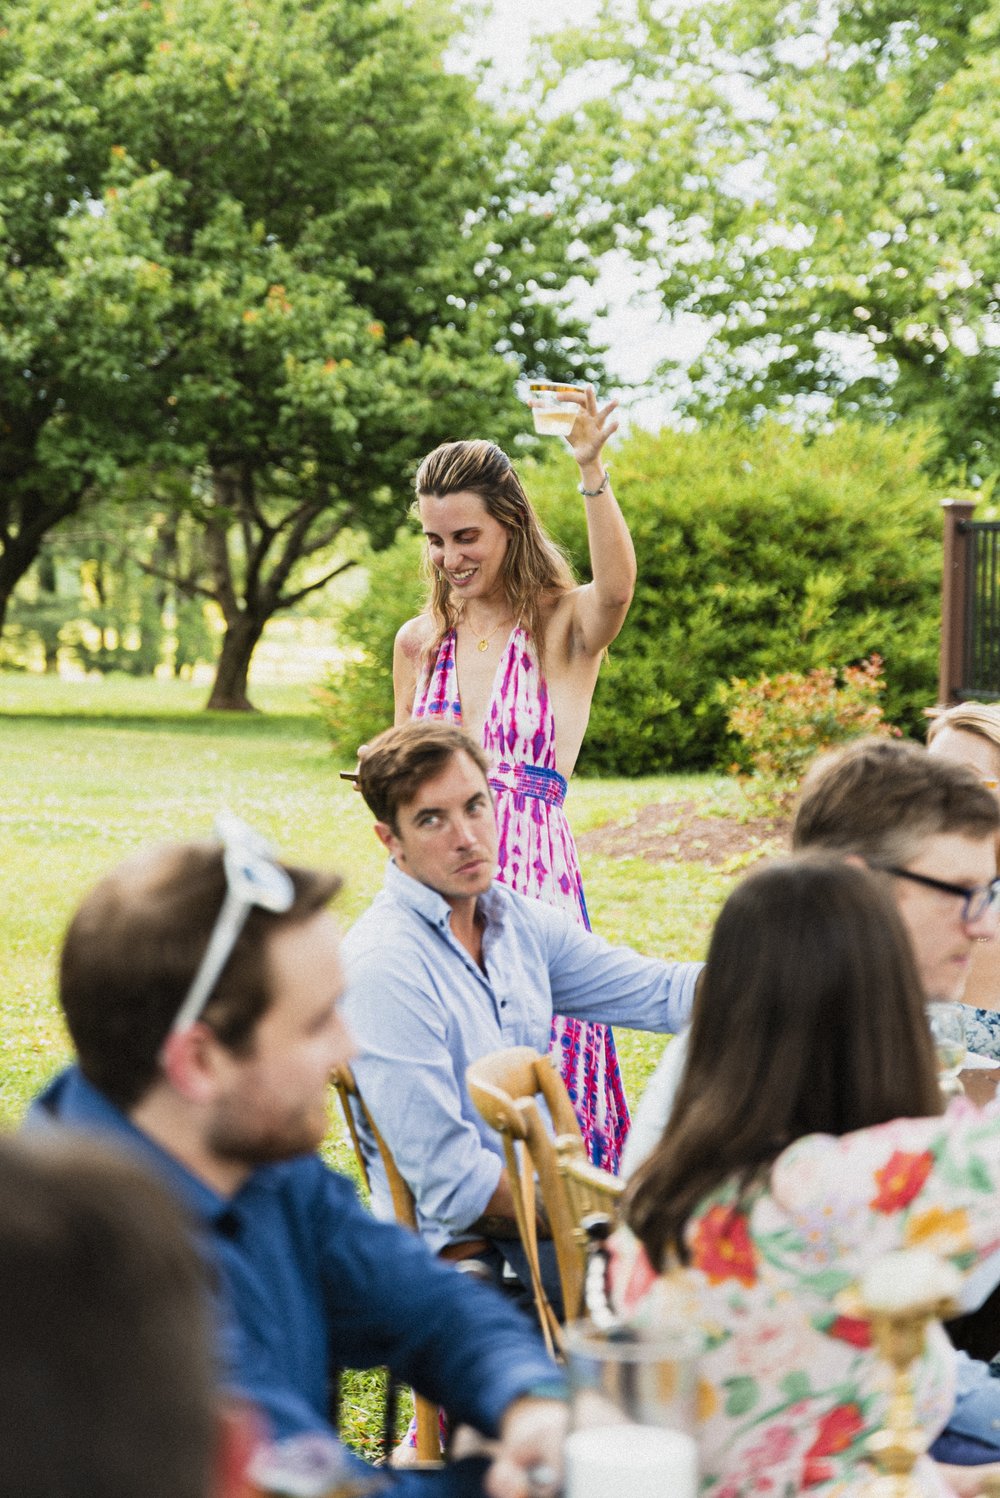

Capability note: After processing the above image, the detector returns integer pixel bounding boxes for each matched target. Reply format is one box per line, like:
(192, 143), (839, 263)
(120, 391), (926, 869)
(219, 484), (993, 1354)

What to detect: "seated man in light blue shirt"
(342, 720), (702, 1307)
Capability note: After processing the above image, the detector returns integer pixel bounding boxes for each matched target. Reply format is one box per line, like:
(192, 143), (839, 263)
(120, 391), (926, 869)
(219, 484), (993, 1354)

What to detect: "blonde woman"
(394, 395), (636, 1169)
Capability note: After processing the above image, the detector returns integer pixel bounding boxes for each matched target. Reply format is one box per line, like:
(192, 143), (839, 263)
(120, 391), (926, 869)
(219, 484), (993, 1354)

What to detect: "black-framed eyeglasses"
(876, 865), (1000, 925)
(169, 812), (296, 1037)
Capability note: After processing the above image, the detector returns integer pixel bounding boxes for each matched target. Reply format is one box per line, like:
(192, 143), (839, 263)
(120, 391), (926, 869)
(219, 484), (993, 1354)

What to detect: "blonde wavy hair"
(413, 439), (575, 664)
(926, 701), (1000, 757)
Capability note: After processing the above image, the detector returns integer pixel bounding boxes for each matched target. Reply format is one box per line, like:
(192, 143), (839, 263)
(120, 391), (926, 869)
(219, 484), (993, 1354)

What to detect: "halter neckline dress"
(413, 623), (630, 1170)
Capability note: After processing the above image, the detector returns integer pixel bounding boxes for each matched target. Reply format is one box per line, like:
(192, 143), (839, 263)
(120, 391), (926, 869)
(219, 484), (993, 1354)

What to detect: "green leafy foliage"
(527, 419), (945, 773)
(547, 0), (1000, 479)
(5, 492), (216, 677)
(0, 0), (603, 701)
(721, 655), (901, 812)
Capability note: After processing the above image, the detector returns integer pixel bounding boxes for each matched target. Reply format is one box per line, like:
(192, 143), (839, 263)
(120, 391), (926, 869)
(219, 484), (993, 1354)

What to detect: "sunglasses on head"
(169, 812), (296, 1037)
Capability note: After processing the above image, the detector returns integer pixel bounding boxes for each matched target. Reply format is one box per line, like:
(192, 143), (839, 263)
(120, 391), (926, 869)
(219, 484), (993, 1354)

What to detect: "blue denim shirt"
(28, 1068), (562, 1457)
(342, 863), (702, 1251)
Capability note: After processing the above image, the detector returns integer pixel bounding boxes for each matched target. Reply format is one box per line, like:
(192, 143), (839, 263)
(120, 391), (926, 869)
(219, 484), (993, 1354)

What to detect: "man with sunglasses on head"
(27, 818), (568, 1498)
(625, 736), (1000, 1470)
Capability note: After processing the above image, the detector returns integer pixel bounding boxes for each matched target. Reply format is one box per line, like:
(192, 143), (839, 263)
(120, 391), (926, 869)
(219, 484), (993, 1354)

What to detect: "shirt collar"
(30, 1065), (233, 1227)
(382, 858), (509, 933)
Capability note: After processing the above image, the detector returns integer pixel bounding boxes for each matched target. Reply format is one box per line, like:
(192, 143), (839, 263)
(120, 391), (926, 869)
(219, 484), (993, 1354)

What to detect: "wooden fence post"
(939, 498), (977, 705)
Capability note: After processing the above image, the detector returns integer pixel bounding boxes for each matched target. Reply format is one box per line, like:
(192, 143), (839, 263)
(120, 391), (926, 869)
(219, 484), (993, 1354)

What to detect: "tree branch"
(276, 556), (360, 611)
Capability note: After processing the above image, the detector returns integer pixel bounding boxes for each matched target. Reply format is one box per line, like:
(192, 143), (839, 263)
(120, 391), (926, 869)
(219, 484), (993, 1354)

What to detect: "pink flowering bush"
(722, 655), (900, 812)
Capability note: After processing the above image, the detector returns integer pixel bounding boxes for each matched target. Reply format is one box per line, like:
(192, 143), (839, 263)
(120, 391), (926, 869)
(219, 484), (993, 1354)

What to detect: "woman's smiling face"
(418, 490), (510, 605)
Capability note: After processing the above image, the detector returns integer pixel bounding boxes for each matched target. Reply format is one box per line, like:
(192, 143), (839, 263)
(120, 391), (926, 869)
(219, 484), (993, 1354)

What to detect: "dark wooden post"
(939, 498), (977, 705)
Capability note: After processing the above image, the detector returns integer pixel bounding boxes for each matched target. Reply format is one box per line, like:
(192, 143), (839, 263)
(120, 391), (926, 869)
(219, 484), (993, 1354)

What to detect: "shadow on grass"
(0, 708), (324, 738)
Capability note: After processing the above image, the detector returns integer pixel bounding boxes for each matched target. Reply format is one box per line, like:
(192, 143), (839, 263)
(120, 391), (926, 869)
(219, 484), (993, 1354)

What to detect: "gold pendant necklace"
(467, 616), (511, 652)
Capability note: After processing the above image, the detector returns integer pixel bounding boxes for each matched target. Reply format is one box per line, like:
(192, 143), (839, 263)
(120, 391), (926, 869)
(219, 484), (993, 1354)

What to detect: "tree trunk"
(204, 613), (266, 711)
(0, 485), (87, 653)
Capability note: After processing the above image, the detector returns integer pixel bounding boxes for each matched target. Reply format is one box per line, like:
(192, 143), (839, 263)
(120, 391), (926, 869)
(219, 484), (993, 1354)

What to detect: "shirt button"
(500, 1000), (507, 1008)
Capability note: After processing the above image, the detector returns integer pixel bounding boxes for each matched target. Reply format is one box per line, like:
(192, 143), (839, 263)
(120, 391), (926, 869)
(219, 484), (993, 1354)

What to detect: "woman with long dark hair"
(394, 401), (636, 1171)
(616, 857), (1000, 1498)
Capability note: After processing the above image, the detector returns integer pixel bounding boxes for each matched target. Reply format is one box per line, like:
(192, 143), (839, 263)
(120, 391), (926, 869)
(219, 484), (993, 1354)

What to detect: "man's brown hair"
(60, 841), (341, 1110)
(358, 720), (490, 833)
(792, 737), (1000, 865)
(0, 1133), (216, 1498)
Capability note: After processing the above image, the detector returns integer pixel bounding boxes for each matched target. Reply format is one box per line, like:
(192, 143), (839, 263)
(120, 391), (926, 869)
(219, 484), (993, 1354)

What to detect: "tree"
(1, 0), (602, 706)
(0, 2), (175, 642)
(4, 490), (215, 677)
(549, 0), (1000, 479)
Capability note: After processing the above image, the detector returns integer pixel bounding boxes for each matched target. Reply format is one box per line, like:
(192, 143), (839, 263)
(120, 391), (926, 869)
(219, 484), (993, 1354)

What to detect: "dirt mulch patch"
(577, 799), (792, 869)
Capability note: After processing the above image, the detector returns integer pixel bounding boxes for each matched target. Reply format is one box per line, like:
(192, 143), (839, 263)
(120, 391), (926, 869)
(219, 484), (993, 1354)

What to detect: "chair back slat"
(467, 1046), (613, 1333)
(555, 1141), (626, 1253)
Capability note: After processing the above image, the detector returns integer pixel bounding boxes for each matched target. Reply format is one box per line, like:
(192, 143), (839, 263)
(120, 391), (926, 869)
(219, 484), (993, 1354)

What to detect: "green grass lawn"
(0, 671), (744, 1455)
(0, 672), (741, 1129)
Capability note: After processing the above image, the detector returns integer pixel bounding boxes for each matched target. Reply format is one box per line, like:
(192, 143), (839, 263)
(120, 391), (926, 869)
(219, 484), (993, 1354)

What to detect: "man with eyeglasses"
(627, 738), (1000, 1173)
(626, 736), (1000, 1469)
(27, 819), (569, 1498)
(792, 737), (1000, 1004)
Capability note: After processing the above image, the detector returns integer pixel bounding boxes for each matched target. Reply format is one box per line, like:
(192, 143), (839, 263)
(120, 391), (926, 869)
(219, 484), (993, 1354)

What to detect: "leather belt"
(438, 1238), (492, 1262)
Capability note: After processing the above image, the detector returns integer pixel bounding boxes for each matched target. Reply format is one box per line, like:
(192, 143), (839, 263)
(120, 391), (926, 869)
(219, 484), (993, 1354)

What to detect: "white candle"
(860, 1249), (962, 1314)
(565, 1425), (698, 1498)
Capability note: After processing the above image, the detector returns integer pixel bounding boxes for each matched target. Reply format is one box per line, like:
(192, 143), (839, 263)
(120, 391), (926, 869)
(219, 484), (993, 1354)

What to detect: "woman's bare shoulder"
(395, 614), (434, 661)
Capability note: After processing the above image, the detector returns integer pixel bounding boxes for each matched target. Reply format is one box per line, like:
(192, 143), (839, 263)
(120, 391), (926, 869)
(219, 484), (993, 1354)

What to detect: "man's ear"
(159, 1023), (226, 1104)
(373, 820), (398, 855)
(843, 853), (868, 870)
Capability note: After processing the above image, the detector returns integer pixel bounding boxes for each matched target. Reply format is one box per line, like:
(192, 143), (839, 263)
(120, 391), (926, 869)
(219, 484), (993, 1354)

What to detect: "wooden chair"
(331, 1065), (442, 1464)
(466, 1045), (624, 1351)
(555, 1142), (626, 1253)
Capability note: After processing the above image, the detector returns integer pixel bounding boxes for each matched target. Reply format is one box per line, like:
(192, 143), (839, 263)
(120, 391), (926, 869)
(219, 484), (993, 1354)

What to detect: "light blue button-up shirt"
(341, 862), (702, 1252)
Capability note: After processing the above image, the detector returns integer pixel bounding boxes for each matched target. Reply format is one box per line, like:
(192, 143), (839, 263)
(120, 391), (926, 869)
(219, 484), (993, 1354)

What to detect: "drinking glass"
(562, 1323), (699, 1498)
(926, 1000), (967, 1099)
(521, 380), (582, 437)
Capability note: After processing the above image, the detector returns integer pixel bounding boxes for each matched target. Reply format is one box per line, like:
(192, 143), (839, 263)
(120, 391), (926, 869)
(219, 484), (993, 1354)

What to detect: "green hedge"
(320, 418), (950, 774)
(528, 418), (947, 774)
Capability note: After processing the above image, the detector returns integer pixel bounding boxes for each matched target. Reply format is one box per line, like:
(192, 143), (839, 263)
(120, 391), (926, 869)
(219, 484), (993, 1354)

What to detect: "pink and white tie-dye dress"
(412, 624), (630, 1171)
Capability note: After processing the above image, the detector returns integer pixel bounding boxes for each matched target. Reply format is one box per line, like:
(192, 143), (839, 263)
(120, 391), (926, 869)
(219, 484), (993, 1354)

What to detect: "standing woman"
(393, 388), (637, 1170)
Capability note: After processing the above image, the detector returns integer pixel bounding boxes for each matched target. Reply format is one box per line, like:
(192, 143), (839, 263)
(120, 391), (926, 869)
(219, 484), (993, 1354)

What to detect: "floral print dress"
(611, 1101), (1000, 1498)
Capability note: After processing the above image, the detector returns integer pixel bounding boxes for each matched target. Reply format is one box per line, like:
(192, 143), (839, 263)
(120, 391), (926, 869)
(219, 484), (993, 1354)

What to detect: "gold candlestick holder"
(837, 1252), (961, 1498)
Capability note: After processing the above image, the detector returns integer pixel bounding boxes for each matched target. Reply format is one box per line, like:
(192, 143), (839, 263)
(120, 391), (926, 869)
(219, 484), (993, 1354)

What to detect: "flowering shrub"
(721, 655), (900, 812)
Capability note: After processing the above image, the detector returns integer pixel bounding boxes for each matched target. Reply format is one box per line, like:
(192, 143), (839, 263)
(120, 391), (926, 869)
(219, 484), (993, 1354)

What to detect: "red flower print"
(802, 1404), (864, 1488)
(610, 1240), (658, 1312)
(870, 1150), (933, 1213)
(692, 1204), (757, 1287)
(826, 1315), (872, 1350)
